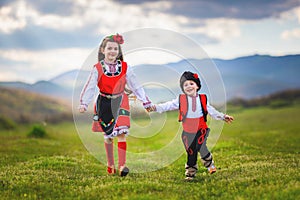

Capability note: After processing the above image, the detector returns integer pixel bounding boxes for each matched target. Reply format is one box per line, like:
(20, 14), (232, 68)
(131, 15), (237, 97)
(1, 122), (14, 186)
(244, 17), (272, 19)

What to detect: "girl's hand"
(146, 105), (156, 112)
(79, 108), (85, 113)
(224, 114), (234, 124)
(78, 105), (87, 113)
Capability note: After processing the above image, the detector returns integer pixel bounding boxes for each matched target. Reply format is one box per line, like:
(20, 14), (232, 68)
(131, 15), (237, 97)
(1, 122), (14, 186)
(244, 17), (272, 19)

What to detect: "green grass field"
(0, 104), (299, 200)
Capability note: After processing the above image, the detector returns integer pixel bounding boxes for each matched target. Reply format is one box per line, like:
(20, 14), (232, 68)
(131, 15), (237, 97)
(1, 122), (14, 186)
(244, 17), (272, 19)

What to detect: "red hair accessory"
(193, 73), (199, 79)
(110, 33), (124, 44)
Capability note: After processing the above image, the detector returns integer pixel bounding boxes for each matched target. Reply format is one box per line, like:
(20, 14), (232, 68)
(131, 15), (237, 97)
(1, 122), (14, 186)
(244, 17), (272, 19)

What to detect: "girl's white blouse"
(79, 64), (150, 110)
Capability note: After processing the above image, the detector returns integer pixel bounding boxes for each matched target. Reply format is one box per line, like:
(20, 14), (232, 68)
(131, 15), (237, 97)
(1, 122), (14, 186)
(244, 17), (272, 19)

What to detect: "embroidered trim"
(119, 109), (130, 116)
(99, 118), (115, 128)
(143, 101), (152, 106)
(103, 127), (129, 139)
(100, 60), (122, 76)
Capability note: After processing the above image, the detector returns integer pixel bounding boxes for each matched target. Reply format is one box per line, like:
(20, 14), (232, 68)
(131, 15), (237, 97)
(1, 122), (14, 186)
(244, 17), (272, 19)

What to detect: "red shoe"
(107, 166), (116, 175)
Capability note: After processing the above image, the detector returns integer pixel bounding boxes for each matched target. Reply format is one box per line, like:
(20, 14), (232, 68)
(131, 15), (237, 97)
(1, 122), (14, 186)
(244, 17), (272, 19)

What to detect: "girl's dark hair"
(98, 36), (124, 62)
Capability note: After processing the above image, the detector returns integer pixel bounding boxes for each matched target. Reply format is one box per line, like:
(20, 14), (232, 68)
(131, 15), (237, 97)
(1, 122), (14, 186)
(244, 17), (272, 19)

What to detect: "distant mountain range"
(1, 54), (299, 103)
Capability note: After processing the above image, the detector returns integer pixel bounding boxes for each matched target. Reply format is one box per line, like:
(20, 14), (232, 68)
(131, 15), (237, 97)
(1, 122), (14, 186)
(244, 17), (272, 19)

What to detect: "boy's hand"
(224, 114), (234, 124)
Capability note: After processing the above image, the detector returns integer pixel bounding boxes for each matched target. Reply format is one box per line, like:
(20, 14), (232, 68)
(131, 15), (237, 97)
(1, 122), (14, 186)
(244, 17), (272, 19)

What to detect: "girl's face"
(183, 80), (199, 97)
(102, 41), (119, 63)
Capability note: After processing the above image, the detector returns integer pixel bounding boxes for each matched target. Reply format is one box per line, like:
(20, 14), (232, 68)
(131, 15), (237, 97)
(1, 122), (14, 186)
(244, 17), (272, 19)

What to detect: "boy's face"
(183, 80), (199, 97)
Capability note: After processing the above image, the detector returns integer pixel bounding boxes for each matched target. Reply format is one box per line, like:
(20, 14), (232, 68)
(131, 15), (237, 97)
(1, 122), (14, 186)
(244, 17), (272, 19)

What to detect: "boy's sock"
(201, 153), (213, 168)
(118, 141), (127, 168)
(201, 153), (216, 174)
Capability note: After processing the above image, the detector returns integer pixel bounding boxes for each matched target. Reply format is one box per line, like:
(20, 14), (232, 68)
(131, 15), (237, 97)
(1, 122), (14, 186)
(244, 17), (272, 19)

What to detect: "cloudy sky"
(1, 0), (300, 83)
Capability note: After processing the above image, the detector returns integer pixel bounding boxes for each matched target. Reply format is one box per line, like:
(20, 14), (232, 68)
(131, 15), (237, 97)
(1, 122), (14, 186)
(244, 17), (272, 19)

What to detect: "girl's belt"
(99, 92), (123, 99)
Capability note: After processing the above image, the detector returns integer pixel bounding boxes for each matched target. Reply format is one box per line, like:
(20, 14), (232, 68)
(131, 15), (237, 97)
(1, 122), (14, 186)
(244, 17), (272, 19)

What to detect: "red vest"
(178, 94), (208, 133)
(94, 60), (127, 95)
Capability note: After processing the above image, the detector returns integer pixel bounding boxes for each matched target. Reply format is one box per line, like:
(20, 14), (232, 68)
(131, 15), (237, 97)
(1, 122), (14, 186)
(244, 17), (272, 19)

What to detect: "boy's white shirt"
(155, 95), (225, 120)
(79, 64), (149, 109)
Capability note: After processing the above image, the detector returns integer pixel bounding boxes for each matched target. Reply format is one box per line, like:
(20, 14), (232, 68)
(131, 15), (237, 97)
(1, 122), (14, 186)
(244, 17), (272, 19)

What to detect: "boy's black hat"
(180, 71), (201, 92)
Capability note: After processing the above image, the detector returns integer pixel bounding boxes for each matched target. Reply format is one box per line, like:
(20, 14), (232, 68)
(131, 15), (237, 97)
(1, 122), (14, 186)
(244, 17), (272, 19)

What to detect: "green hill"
(0, 102), (299, 199)
(228, 89), (300, 108)
(0, 86), (72, 124)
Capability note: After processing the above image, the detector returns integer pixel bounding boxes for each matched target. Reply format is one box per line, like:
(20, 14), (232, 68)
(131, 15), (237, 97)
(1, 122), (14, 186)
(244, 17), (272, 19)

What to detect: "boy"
(152, 71), (234, 180)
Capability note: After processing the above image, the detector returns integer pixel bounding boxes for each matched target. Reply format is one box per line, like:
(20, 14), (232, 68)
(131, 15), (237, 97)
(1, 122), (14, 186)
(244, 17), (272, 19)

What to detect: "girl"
(79, 33), (152, 176)
(152, 71), (234, 180)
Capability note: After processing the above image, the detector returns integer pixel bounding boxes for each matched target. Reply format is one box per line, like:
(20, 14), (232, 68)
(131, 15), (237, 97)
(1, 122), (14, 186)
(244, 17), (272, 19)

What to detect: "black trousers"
(181, 128), (210, 167)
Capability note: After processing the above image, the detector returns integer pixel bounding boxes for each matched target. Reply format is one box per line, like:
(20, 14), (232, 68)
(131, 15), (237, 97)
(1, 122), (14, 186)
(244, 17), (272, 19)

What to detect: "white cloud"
(294, 6), (300, 23)
(34, 13), (84, 31)
(0, 0), (95, 34)
(2, 0), (300, 84)
(281, 28), (300, 39)
(72, 0), (184, 35)
(0, 0), (245, 83)
(0, 71), (20, 82)
(125, 49), (183, 66)
(0, 0), (27, 33)
(0, 48), (92, 83)
(279, 6), (300, 40)
(189, 18), (242, 42)
(279, 6), (300, 23)
(141, 0), (172, 10)
(0, 0), (242, 44)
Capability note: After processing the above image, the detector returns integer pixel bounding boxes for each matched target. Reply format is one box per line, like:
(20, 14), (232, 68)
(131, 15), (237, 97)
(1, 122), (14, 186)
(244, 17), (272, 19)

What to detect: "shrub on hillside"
(45, 112), (73, 124)
(269, 99), (290, 108)
(18, 113), (33, 124)
(229, 89), (300, 108)
(0, 115), (16, 130)
(27, 124), (47, 138)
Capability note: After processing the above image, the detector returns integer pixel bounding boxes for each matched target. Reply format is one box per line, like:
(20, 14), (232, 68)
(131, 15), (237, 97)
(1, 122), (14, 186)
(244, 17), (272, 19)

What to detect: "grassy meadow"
(0, 103), (299, 199)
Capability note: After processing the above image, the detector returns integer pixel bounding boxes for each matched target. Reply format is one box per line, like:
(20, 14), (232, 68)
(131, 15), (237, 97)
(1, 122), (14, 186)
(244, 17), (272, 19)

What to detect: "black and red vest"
(178, 94), (208, 133)
(94, 60), (127, 95)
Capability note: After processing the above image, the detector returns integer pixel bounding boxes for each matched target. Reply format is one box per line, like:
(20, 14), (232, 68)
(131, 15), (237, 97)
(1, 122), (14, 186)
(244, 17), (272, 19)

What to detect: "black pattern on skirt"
(96, 94), (122, 135)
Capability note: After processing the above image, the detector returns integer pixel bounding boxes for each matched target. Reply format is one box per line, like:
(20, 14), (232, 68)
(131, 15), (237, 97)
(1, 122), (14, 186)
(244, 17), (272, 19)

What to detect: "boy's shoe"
(107, 166), (116, 175)
(207, 164), (217, 174)
(185, 175), (195, 181)
(185, 164), (198, 180)
(119, 166), (129, 177)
